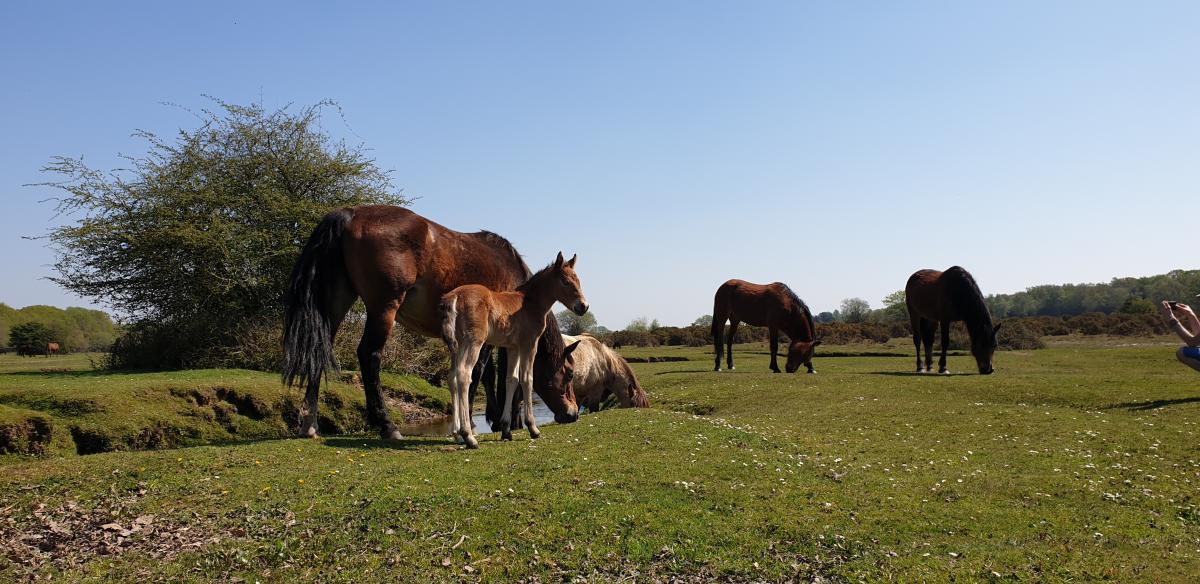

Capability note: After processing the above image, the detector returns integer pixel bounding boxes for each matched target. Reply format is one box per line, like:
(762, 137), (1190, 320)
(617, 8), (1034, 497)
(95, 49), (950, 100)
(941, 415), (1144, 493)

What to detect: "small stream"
(398, 395), (557, 436)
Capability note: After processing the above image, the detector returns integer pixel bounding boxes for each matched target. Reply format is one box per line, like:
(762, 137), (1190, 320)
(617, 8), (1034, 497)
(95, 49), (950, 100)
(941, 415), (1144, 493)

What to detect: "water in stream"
(398, 395), (556, 437)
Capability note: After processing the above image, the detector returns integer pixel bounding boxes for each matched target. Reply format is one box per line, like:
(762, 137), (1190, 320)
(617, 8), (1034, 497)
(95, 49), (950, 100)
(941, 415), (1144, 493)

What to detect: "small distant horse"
(46, 342), (60, 357)
(905, 266), (1001, 375)
(441, 253), (589, 448)
(712, 279), (821, 373)
(562, 334), (650, 411)
(284, 205), (579, 441)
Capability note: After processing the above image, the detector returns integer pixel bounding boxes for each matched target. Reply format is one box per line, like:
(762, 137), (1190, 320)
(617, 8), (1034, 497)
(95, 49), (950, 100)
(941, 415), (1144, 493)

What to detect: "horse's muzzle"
(554, 408), (580, 424)
(573, 301), (588, 316)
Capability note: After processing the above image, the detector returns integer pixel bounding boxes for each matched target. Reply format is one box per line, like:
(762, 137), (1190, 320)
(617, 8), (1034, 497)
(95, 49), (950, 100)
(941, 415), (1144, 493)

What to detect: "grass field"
(3, 339), (1200, 582)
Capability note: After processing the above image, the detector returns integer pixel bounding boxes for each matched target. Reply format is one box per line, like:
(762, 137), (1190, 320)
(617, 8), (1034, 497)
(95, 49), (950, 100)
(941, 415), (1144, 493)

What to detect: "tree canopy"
(36, 99), (407, 368)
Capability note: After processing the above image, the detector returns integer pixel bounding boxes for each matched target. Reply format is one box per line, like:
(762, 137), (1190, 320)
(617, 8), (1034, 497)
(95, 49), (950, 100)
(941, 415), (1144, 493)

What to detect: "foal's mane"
(467, 230), (566, 357)
(944, 266), (993, 330)
(779, 283), (816, 340)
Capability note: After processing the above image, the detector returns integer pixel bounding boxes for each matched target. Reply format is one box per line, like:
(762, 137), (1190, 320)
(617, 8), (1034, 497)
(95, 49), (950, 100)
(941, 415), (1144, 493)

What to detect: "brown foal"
(440, 253), (589, 449)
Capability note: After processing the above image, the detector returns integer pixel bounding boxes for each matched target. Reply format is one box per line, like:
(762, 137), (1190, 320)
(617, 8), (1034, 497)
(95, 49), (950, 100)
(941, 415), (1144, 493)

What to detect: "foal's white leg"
(456, 342), (484, 449)
(521, 349), (540, 439)
(499, 350), (520, 440)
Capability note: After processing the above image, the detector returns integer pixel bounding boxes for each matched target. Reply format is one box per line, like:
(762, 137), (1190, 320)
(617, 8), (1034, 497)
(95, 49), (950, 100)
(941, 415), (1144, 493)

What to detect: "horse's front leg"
(499, 352), (520, 441)
(520, 349), (540, 439)
(938, 321), (951, 375)
(768, 326), (780, 373)
(298, 376), (321, 438)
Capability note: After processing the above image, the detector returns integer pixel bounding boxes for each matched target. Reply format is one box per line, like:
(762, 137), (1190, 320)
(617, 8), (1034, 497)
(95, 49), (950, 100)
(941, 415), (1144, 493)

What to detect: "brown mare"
(283, 205), (580, 440)
(711, 279), (821, 373)
(905, 266), (1001, 375)
(46, 342), (60, 356)
(562, 334), (650, 411)
(441, 253), (588, 448)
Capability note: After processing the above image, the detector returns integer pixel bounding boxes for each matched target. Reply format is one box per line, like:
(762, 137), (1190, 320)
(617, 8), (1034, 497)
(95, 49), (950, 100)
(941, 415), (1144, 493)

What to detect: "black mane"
(944, 266), (993, 331)
(779, 283), (816, 340)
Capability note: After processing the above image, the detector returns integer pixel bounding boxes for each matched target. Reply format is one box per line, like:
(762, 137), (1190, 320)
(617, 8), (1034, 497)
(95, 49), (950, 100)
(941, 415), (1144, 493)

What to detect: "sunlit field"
(3, 339), (1199, 582)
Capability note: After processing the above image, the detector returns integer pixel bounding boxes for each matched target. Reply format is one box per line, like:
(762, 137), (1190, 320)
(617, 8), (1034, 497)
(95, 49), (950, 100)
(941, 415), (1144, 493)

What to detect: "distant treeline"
(984, 269), (1199, 317)
(0, 304), (120, 353)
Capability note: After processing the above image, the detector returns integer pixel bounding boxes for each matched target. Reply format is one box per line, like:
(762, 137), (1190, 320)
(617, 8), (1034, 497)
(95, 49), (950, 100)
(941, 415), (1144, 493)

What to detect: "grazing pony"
(283, 205), (579, 440)
(905, 266), (1001, 375)
(441, 253), (589, 448)
(561, 334), (650, 411)
(712, 279), (821, 373)
(46, 342), (60, 357)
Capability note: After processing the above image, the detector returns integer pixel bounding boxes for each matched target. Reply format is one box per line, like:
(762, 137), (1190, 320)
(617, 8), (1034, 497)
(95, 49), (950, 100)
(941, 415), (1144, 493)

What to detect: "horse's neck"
(782, 308), (814, 341)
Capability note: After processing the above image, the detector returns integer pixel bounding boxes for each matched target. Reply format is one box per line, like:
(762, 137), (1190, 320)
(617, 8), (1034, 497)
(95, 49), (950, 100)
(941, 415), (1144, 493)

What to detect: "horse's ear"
(566, 253), (577, 268)
(555, 251), (565, 268)
(564, 339), (582, 356)
(993, 322), (1002, 335)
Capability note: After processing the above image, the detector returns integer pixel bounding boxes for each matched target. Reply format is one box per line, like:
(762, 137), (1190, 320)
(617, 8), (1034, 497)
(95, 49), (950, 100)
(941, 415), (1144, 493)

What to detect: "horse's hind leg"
(498, 352), (520, 440)
(920, 319), (936, 372)
(358, 302), (404, 440)
(725, 320), (740, 370)
(467, 344), (493, 430)
(938, 321), (951, 375)
(712, 319), (725, 372)
(909, 314), (923, 373)
(520, 349), (540, 439)
(454, 341), (484, 449)
(299, 276), (356, 438)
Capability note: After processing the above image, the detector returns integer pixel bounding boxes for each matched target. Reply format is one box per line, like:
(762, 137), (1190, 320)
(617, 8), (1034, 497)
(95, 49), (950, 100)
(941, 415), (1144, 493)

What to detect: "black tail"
(282, 208), (353, 389)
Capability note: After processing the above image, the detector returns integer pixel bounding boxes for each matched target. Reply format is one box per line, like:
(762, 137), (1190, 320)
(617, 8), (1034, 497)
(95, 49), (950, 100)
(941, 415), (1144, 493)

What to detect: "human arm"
(1162, 301), (1200, 347)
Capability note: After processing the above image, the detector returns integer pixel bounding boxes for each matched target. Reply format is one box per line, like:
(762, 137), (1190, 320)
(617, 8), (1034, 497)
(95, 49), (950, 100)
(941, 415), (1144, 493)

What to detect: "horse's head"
(971, 322), (1001, 374)
(550, 252), (588, 316)
(785, 339), (821, 373)
(534, 338), (582, 423)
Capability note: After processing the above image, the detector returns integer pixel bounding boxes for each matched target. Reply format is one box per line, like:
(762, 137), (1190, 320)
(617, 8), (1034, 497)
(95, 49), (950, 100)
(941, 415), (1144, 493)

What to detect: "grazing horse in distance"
(441, 253), (588, 448)
(905, 266), (1001, 375)
(711, 279), (821, 373)
(562, 334), (650, 411)
(46, 342), (60, 357)
(283, 205), (580, 441)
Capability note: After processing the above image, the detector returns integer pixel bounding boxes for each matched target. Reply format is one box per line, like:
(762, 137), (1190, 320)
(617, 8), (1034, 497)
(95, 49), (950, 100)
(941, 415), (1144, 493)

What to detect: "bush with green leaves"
(37, 99), (407, 369)
(9, 322), (56, 356)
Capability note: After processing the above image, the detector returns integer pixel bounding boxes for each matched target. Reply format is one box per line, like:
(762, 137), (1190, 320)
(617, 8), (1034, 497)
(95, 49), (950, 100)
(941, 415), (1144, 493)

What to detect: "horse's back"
(713, 279), (785, 325)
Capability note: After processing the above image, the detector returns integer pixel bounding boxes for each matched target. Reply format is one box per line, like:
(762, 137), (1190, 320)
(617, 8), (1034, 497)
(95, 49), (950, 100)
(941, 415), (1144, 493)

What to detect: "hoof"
(807, 370), (817, 375)
(770, 369), (781, 374)
(501, 430), (513, 441)
(382, 429), (404, 441)
(464, 436), (480, 449)
(528, 428), (541, 440)
(939, 369), (950, 376)
(299, 426), (319, 439)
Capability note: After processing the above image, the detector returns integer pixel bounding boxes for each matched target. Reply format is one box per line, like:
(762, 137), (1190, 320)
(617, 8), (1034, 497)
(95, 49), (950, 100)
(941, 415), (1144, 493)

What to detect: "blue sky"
(2, 1), (1197, 329)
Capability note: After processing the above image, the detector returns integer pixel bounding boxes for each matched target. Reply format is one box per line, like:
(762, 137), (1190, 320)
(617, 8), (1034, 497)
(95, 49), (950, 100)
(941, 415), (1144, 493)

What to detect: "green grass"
(3, 341), (1200, 582)
(0, 355), (449, 461)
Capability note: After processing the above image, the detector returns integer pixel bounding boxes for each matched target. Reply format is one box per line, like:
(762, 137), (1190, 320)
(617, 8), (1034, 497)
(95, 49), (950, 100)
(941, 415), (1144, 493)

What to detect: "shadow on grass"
(654, 369), (718, 376)
(1105, 397), (1200, 411)
(322, 436), (455, 451)
(865, 371), (977, 377)
(6, 369), (108, 378)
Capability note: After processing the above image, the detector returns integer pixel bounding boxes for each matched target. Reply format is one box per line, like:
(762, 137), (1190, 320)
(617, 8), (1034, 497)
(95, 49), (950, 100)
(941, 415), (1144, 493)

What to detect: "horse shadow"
(864, 371), (973, 377)
(322, 436), (459, 451)
(654, 369), (717, 376)
(1104, 397), (1200, 411)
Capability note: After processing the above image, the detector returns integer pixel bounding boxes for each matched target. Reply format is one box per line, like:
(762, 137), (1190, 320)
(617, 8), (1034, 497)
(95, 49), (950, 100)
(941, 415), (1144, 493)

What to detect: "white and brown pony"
(440, 253), (588, 448)
(561, 334), (650, 411)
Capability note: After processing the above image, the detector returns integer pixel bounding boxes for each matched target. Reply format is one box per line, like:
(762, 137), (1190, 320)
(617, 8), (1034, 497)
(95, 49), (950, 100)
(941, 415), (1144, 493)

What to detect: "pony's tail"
(439, 296), (459, 353)
(282, 208), (354, 390)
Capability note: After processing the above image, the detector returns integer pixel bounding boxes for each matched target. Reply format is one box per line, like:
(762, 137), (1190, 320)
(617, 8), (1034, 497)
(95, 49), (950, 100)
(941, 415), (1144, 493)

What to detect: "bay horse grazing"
(905, 266), (1001, 375)
(441, 253), (588, 448)
(562, 334), (650, 411)
(712, 279), (821, 373)
(283, 205), (580, 440)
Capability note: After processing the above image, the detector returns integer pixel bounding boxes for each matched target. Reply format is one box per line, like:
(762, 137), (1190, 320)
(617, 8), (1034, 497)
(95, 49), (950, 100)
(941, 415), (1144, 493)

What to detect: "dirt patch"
(0, 416), (55, 455)
(0, 486), (227, 578)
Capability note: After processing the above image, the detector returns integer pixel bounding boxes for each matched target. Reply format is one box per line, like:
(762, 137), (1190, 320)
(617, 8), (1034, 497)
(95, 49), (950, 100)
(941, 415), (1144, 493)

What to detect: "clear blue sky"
(2, 1), (1197, 329)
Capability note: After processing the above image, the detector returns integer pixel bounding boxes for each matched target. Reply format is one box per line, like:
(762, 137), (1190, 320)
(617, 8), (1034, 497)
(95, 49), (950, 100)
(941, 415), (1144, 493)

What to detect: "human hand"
(1177, 303), (1195, 317)
(1162, 301), (1179, 319)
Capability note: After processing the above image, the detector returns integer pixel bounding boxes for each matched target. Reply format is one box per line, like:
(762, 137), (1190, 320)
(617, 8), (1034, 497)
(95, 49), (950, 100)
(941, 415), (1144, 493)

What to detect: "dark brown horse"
(283, 205), (580, 440)
(711, 279), (820, 373)
(905, 266), (1001, 375)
